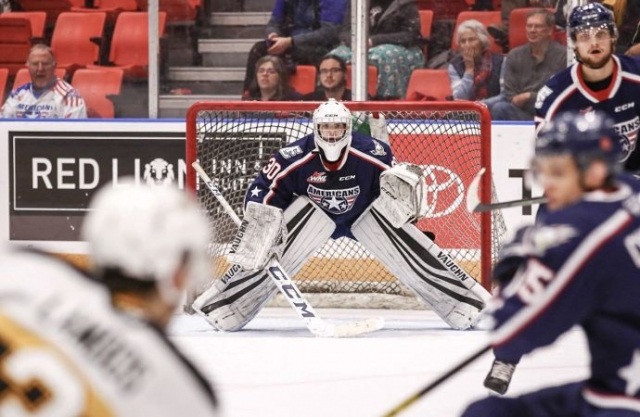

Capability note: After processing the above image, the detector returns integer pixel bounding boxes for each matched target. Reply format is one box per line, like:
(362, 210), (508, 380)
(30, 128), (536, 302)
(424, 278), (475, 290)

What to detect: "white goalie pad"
(228, 202), (287, 271)
(373, 163), (429, 228)
(352, 206), (491, 330)
(193, 197), (335, 331)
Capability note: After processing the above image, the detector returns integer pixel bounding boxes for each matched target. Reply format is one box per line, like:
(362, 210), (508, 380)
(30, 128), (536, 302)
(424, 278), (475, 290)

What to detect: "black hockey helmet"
(567, 2), (617, 42)
(536, 111), (622, 171)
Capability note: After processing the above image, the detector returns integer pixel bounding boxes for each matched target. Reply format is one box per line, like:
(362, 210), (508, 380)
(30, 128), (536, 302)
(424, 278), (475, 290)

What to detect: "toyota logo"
(422, 165), (464, 218)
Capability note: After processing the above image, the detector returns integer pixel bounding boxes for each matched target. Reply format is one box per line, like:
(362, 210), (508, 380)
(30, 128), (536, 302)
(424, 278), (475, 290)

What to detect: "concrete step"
(168, 67), (245, 82)
(198, 38), (258, 67)
(159, 94), (242, 118)
(209, 0), (275, 12)
(205, 12), (269, 38)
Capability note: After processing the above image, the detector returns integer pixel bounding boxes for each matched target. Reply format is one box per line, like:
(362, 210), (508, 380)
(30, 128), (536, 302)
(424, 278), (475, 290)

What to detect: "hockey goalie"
(193, 99), (491, 331)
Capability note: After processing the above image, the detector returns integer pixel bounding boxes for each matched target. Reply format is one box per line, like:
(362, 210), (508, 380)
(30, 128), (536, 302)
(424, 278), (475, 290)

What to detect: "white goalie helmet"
(313, 98), (352, 163)
(82, 178), (211, 304)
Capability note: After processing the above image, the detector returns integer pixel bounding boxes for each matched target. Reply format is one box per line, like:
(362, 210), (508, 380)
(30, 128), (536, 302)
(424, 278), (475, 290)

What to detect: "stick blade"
(310, 316), (385, 338)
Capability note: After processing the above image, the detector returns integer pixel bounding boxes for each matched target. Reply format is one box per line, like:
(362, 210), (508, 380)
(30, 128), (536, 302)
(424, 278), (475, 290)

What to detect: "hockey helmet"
(82, 179), (211, 304)
(536, 111), (622, 170)
(567, 2), (617, 42)
(313, 98), (352, 163)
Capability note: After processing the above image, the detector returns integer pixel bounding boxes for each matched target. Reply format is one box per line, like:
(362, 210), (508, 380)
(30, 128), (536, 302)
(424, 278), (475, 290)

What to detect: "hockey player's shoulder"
(535, 66), (573, 110)
(277, 135), (316, 162)
(350, 132), (392, 159)
(617, 54), (640, 78)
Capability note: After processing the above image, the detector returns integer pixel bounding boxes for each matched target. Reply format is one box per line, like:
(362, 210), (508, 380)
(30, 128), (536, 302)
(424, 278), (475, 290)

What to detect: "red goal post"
(186, 101), (503, 304)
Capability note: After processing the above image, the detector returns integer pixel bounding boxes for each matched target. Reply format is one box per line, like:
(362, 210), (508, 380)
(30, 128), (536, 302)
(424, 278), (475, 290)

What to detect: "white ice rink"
(169, 308), (590, 417)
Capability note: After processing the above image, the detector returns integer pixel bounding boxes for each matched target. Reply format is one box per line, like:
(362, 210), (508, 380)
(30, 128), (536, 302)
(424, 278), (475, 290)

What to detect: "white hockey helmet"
(82, 179), (211, 304)
(313, 98), (352, 163)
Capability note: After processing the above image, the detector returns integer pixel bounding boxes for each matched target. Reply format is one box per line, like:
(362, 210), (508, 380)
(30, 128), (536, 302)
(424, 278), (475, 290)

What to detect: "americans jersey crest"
(307, 185), (360, 214)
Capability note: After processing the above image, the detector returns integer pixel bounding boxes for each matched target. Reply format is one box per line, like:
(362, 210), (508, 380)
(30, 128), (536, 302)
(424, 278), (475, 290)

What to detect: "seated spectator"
(330, 0), (424, 100)
(490, 9), (566, 121)
(1, 44), (87, 119)
(448, 20), (505, 108)
(242, 55), (303, 101)
(242, 0), (348, 94)
(302, 55), (352, 101)
(488, 0), (558, 48)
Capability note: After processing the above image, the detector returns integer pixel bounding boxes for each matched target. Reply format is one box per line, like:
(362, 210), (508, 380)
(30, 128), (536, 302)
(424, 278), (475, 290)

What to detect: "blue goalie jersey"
(535, 55), (640, 171)
(491, 179), (640, 412)
(245, 132), (394, 239)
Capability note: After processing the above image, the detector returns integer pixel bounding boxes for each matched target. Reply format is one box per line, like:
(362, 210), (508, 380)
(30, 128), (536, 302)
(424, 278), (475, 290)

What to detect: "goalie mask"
(313, 98), (352, 164)
(82, 179), (211, 305)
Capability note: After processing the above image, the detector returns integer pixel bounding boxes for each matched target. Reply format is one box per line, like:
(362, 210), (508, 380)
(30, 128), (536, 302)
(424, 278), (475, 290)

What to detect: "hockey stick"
(466, 168), (546, 213)
(192, 161), (384, 338)
(381, 344), (491, 417)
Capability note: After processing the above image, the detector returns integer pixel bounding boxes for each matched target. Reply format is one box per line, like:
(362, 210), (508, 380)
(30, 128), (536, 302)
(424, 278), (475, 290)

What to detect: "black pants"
(243, 40), (333, 91)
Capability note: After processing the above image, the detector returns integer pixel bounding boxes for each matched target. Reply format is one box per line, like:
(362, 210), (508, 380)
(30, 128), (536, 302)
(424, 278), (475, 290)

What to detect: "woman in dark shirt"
(242, 55), (302, 101)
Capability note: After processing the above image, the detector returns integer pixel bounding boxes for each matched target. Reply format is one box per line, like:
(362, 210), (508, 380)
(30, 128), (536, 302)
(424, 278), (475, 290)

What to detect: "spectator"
(488, 0), (558, 48)
(1, 44), (87, 119)
(448, 20), (505, 109)
(302, 54), (352, 101)
(0, 0), (11, 12)
(330, 0), (424, 100)
(490, 9), (566, 121)
(242, 55), (303, 101)
(242, 0), (348, 94)
(608, 0), (640, 55)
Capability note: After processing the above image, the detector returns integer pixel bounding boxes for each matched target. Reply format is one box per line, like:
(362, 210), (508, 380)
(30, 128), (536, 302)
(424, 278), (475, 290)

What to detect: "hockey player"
(193, 99), (490, 332)
(0, 181), (220, 416)
(534, 2), (640, 172)
(461, 110), (640, 416)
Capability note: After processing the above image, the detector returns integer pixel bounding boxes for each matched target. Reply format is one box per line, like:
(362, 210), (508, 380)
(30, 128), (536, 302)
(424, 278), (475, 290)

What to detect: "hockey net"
(186, 101), (506, 308)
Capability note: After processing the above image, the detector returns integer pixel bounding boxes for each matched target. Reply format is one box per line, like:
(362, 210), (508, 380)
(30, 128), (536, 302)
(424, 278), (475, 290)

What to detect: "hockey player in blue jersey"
(534, 2), (640, 172)
(462, 110), (640, 416)
(192, 99), (491, 331)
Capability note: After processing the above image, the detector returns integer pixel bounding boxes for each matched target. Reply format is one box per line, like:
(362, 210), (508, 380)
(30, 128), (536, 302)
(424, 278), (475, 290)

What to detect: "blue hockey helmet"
(567, 3), (617, 42)
(536, 111), (622, 170)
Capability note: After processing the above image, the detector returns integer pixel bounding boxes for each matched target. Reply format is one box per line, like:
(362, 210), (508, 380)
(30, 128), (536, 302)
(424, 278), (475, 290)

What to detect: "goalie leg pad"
(193, 197), (335, 331)
(352, 207), (489, 330)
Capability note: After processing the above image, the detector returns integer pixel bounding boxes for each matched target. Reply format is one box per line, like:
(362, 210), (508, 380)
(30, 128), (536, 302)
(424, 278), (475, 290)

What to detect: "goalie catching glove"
(228, 202), (287, 271)
(373, 163), (429, 228)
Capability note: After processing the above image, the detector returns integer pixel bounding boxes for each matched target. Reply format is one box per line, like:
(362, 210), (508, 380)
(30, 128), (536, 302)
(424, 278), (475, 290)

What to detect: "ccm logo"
(339, 175), (355, 181)
(616, 103), (635, 112)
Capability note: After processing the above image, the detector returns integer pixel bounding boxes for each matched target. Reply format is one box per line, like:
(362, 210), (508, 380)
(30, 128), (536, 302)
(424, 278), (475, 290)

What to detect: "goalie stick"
(466, 168), (547, 213)
(192, 161), (384, 338)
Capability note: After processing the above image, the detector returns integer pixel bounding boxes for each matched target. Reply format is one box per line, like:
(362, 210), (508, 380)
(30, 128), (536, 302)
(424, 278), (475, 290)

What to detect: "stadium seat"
(72, 68), (123, 118)
(508, 8), (556, 50)
(346, 65), (378, 98)
(419, 10), (434, 57)
(0, 12), (47, 38)
(70, 0), (137, 24)
(12, 67), (67, 90)
(51, 12), (106, 75)
(452, 11), (502, 54)
(289, 65), (317, 95)
(89, 11), (167, 79)
(0, 18), (33, 76)
(19, 0), (73, 25)
(135, 0), (199, 23)
(405, 69), (453, 101)
(0, 68), (8, 102)
(415, 0), (468, 20)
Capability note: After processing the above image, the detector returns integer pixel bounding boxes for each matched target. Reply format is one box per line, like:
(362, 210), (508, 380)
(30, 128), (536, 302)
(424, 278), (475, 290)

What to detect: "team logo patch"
(307, 185), (360, 214)
(143, 158), (175, 186)
(280, 146), (302, 159)
(307, 171), (328, 184)
(614, 117), (640, 159)
(370, 141), (387, 156)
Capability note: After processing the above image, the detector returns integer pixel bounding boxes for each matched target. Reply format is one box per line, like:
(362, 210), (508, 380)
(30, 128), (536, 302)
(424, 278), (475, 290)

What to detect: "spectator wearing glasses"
(303, 55), (353, 101)
(242, 55), (303, 101)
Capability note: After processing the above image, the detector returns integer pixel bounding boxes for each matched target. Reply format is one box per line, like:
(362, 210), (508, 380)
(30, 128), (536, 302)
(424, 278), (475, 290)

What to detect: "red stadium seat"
(289, 65), (317, 95)
(419, 10), (434, 57)
(405, 69), (452, 101)
(452, 11), (503, 54)
(70, 0), (137, 24)
(0, 67), (8, 102)
(346, 65), (378, 98)
(72, 68), (124, 118)
(19, 0), (73, 25)
(0, 18), (32, 76)
(0, 12), (47, 38)
(51, 12), (107, 75)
